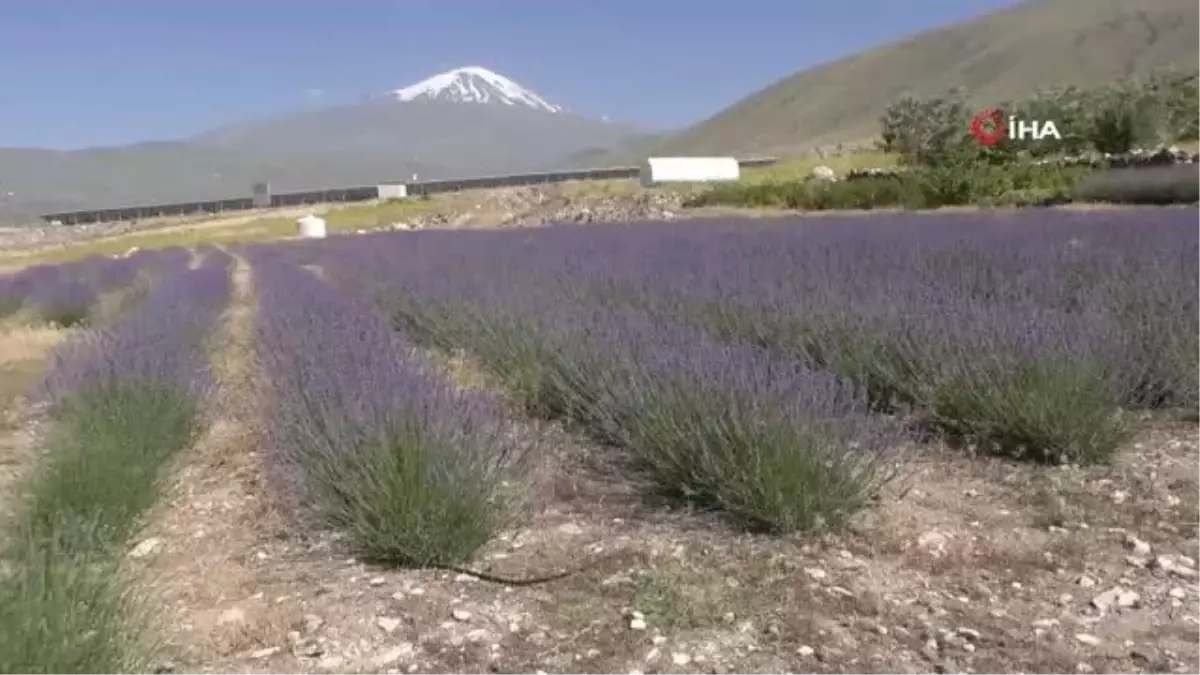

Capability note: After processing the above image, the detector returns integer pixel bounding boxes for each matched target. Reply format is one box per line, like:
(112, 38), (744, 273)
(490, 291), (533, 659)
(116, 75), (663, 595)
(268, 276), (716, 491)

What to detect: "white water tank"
(639, 156), (740, 186)
(296, 214), (327, 239)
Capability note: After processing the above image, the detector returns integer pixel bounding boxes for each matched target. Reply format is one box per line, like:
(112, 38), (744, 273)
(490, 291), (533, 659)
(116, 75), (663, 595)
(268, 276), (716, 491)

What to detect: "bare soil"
(0, 325), (64, 523)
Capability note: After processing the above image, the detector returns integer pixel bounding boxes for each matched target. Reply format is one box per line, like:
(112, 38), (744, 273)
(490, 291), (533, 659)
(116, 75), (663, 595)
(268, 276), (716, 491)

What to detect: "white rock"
(1124, 535), (1151, 556)
(294, 639), (324, 658)
(452, 609), (472, 622)
(1093, 587), (1140, 612)
(369, 576), (387, 586)
(798, 645), (815, 657)
(128, 538), (163, 559)
(1075, 633), (1102, 647)
(377, 617), (401, 633)
(629, 618), (647, 630)
(557, 522), (584, 536)
(1169, 587), (1187, 599)
(251, 647), (281, 659)
(373, 643), (415, 668)
(317, 655), (345, 671)
(218, 607), (246, 626)
(671, 653), (692, 666)
(1154, 556), (1199, 579)
(917, 531), (948, 554)
(804, 567), (828, 580)
(1077, 575), (1097, 588)
(810, 165), (837, 181)
(956, 627), (981, 642)
(1116, 589), (1141, 608)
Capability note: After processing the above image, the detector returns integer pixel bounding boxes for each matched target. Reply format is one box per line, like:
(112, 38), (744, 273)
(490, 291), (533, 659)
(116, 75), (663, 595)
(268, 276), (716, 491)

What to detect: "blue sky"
(1, 0), (1026, 149)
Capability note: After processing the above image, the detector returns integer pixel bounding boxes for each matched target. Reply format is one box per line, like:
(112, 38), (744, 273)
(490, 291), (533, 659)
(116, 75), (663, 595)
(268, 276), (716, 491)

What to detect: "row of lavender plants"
(298, 244), (904, 535)
(0, 250), (233, 673)
(309, 210), (1194, 477)
(247, 246), (526, 566)
(0, 247), (191, 327)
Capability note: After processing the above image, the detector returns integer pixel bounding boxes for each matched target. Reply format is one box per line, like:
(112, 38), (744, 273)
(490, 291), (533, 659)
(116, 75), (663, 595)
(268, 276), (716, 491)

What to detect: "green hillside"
(654, 0), (1199, 157)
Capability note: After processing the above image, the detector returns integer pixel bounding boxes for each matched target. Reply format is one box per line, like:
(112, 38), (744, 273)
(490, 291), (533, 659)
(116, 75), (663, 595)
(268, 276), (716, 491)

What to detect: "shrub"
(1074, 165), (1200, 205)
(250, 255), (525, 566)
(686, 161), (1090, 211)
(927, 359), (1126, 464)
(25, 279), (99, 328)
(372, 285), (903, 534)
(0, 256), (146, 326)
(878, 70), (1199, 166)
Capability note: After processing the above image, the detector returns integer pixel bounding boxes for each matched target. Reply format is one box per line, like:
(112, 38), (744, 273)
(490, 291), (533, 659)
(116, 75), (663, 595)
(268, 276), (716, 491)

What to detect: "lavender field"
(0, 211), (1197, 674)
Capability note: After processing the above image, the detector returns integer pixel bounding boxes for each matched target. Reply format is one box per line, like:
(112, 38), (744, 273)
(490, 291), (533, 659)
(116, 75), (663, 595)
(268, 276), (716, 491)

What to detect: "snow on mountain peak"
(383, 66), (563, 113)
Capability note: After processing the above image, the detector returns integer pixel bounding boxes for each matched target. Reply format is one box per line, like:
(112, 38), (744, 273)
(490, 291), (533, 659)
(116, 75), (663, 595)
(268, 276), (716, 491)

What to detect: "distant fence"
(39, 157), (778, 225)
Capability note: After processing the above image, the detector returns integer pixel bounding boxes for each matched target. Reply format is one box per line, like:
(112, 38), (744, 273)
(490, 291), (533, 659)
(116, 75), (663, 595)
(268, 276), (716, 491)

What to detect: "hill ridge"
(651, 0), (1200, 157)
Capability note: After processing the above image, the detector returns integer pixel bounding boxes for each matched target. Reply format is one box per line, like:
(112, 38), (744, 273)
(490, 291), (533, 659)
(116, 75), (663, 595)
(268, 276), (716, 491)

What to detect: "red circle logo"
(970, 109), (1007, 146)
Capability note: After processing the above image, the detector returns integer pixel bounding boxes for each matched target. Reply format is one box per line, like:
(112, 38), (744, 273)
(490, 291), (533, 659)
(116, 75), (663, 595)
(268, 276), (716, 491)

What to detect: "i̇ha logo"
(970, 109), (1062, 146)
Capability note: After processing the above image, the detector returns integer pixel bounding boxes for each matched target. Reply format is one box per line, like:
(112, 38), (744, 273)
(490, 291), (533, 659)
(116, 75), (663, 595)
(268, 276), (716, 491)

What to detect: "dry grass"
(0, 327), (62, 480)
(321, 198), (442, 231)
(0, 197), (446, 270)
(738, 152), (898, 183)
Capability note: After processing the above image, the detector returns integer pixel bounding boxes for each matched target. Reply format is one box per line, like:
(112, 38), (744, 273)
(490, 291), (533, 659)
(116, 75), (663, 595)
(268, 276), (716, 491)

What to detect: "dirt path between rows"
(127, 255), (294, 672)
(0, 326), (66, 525)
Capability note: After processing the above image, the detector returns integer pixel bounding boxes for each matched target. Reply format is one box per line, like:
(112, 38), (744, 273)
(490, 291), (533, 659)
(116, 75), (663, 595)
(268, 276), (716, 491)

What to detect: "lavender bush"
(0, 255), (148, 326)
(313, 245), (904, 533)
(39, 255), (231, 407)
(537, 307), (904, 532)
(60, 255), (143, 293)
(24, 278), (99, 328)
(30, 254), (233, 545)
(249, 250), (525, 565)
(0, 264), (69, 320)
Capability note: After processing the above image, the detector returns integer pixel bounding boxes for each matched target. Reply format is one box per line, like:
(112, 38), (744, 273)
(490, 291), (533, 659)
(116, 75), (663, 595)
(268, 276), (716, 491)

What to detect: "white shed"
(639, 157), (740, 187)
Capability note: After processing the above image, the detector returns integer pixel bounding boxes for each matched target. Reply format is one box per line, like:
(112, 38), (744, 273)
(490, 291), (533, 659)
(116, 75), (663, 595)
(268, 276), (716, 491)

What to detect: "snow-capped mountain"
(0, 65), (648, 220)
(381, 66), (564, 113)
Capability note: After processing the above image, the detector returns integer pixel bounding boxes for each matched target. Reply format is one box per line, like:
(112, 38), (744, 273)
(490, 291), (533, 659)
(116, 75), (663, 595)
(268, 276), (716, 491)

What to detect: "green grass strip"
(0, 385), (202, 673)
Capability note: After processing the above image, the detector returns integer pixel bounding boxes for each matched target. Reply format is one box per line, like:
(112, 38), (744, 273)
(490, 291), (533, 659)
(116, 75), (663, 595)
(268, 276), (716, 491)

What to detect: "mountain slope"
(191, 65), (641, 175)
(0, 66), (644, 223)
(191, 99), (641, 178)
(654, 0), (1199, 156)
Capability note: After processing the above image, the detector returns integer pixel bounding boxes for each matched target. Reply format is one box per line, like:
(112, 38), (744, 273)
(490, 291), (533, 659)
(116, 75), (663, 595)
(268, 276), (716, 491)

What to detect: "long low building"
(39, 158), (778, 225)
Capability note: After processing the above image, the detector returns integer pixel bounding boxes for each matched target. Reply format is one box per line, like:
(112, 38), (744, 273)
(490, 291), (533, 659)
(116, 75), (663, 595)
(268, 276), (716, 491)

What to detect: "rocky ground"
(6, 324), (1196, 674)
(123, 399), (1199, 675)
(0, 183), (689, 255)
